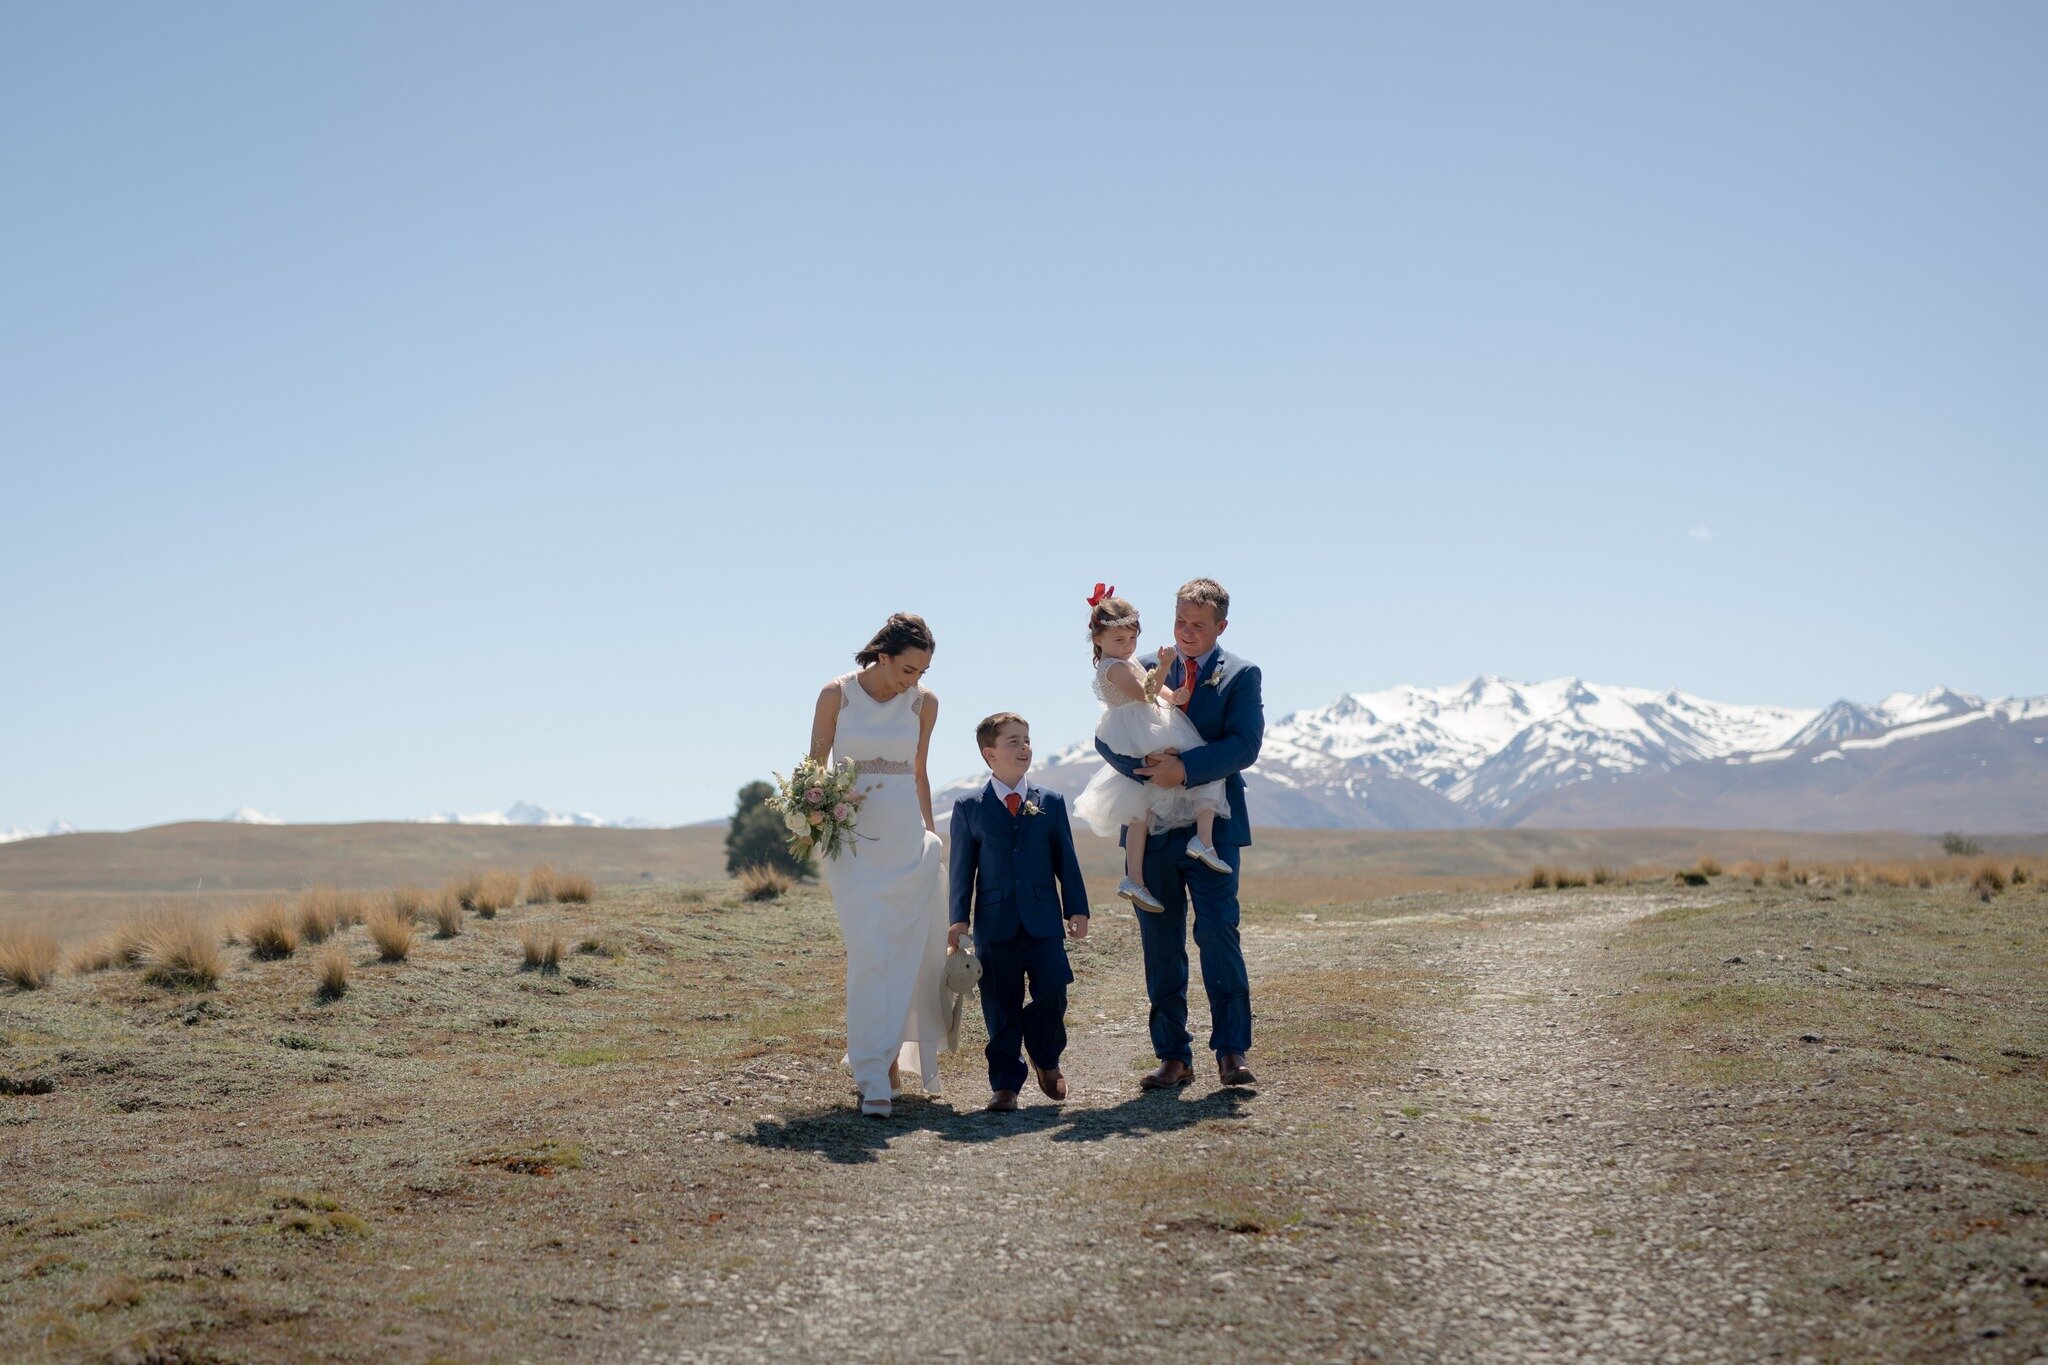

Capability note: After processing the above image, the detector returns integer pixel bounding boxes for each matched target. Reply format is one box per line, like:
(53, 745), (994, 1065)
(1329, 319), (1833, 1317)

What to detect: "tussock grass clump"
(478, 871), (522, 915)
(1674, 868), (1710, 887)
(554, 870), (594, 904)
(448, 873), (484, 914)
(525, 864), (560, 904)
(577, 934), (624, 959)
(314, 945), (350, 1001)
(365, 904), (414, 962)
(70, 936), (121, 974)
(1973, 862), (2009, 898)
(137, 912), (224, 990)
(1551, 868), (1589, 889)
(737, 865), (793, 901)
(296, 892), (337, 944)
(0, 925), (60, 990)
(1589, 864), (1616, 886)
(390, 886), (430, 923)
(427, 892), (463, 939)
(1695, 856), (1723, 877)
(1525, 866), (1553, 890)
(519, 923), (564, 973)
(243, 900), (299, 960)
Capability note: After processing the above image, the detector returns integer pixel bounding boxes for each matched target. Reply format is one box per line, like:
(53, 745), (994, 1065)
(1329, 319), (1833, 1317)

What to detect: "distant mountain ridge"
(939, 679), (2047, 833)
(416, 800), (663, 830)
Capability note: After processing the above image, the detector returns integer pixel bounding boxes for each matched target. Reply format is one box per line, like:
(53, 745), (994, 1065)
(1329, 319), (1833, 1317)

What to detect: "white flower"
(784, 811), (809, 836)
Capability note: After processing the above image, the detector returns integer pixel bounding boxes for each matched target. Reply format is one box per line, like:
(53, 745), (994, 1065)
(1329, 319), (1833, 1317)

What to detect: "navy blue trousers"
(1137, 827), (1252, 1063)
(976, 930), (1071, 1093)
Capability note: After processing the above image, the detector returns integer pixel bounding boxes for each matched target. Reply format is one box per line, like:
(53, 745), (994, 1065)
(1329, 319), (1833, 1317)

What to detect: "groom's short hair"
(976, 712), (1027, 754)
(1177, 577), (1230, 622)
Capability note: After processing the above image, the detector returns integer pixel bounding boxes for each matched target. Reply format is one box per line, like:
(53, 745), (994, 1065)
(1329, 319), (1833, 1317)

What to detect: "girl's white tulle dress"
(823, 673), (951, 1104)
(1073, 656), (1229, 838)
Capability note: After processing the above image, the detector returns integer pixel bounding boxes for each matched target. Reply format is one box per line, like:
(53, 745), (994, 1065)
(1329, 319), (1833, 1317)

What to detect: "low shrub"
(427, 892), (463, 938)
(366, 904), (413, 962)
(314, 945), (350, 1002)
(1941, 831), (1983, 857)
(737, 865), (793, 901)
(1675, 868), (1710, 887)
(243, 900), (299, 960)
(519, 923), (564, 973)
(0, 925), (59, 990)
(525, 865), (560, 905)
(138, 912), (224, 990)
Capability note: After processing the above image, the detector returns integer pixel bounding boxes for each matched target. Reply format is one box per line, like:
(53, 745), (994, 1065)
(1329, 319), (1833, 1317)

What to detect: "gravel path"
(624, 893), (2032, 1362)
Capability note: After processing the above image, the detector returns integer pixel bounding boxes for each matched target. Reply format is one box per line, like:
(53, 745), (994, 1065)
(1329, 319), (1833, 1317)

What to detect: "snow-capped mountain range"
(0, 819), (77, 845)
(941, 679), (2048, 833)
(416, 800), (662, 829)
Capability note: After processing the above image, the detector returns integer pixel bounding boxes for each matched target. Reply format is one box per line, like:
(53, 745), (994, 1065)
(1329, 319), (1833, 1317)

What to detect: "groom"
(1095, 577), (1264, 1089)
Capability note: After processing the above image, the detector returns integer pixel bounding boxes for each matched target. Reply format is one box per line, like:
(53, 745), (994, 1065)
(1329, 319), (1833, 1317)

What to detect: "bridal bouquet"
(768, 757), (871, 861)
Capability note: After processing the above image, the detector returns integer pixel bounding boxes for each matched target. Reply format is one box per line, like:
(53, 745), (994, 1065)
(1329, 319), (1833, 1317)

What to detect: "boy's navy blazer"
(1094, 647), (1264, 848)
(947, 781), (1089, 946)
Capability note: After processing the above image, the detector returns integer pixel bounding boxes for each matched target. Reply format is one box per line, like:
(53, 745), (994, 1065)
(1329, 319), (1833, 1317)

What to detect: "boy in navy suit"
(949, 712), (1090, 1112)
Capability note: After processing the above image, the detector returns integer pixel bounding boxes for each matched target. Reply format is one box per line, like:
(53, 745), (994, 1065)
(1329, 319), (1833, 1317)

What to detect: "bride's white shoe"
(860, 1096), (893, 1119)
(1186, 837), (1231, 874)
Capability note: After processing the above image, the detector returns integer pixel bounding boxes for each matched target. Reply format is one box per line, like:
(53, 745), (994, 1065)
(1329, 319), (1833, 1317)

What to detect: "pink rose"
(833, 803), (850, 821)
(805, 787), (824, 805)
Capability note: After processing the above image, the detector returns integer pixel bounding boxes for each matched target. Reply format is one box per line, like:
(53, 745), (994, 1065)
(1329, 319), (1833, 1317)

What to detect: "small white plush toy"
(942, 947), (982, 1052)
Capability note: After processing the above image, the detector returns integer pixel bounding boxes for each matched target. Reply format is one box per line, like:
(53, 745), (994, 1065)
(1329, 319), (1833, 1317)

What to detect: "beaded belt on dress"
(848, 758), (912, 774)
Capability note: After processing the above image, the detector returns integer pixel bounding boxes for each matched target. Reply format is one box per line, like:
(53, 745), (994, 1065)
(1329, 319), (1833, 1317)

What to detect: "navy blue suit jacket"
(948, 782), (1090, 947)
(1095, 648), (1264, 848)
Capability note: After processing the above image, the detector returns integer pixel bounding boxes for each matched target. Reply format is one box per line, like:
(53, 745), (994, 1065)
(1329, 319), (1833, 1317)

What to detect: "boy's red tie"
(1005, 793), (1021, 816)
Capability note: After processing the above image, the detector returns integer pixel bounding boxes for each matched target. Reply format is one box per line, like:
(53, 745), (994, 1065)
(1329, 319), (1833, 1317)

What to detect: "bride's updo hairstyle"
(1087, 597), (1141, 661)
(855, 613), (935, 667)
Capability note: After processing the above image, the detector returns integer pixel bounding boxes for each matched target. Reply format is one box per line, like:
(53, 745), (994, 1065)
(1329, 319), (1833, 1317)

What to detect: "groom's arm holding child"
(1175, 664), (1265, 790)
(946, 797), (978, 951)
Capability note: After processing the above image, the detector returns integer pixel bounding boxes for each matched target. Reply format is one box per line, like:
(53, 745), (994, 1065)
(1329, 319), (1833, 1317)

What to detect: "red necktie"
(1179, 655), (1197, 709)
(1005, 793), (1021, 816)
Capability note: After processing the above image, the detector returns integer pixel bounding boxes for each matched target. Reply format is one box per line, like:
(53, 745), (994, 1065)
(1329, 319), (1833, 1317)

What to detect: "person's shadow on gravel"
(742, 1086), (1254, 1164)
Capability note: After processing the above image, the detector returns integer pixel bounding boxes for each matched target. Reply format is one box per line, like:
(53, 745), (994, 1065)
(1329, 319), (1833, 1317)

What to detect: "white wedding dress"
(825, 672), (951, 1103)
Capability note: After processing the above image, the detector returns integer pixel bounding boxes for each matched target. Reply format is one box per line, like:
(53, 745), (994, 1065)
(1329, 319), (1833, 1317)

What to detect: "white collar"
(988, 775), (1030, 804)
(1182, 646), (1218, 677)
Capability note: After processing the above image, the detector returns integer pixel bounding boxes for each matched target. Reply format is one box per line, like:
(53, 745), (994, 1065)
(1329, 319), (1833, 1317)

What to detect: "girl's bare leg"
(1125, 820), (1148, 882)
(1195, 806), (1217, 847)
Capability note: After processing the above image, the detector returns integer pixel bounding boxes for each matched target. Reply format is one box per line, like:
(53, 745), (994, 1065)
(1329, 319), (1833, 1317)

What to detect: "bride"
(808, 612), (952, 1118)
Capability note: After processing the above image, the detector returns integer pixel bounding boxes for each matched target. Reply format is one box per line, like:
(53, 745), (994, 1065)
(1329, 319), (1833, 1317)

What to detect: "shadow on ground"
(744, 1086), (1258, 1165)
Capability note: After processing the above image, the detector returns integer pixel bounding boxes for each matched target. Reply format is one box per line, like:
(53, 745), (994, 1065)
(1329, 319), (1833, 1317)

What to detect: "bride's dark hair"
(1088, 597), (1141, 661)
(855, 613), (935, 667)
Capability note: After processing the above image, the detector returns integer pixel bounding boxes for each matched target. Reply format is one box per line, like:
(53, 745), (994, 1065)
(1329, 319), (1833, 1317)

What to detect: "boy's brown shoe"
(1034, 1066), (1068, 1101)
(986, 1090), (1020, 1112)
(1139, 1059), (1194, 1090)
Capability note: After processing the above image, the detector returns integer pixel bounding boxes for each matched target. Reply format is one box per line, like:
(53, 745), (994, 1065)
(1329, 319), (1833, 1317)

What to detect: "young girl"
(1073, 594), (1231, 912)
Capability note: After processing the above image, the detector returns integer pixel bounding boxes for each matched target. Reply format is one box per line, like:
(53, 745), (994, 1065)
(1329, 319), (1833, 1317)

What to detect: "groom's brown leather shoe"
(986, 1090), (1020, 1112)
(1217, 1053), (1257, 1086)
(1034, 1066), (1068, 1101)
(1139, 1059), (1194, 1091)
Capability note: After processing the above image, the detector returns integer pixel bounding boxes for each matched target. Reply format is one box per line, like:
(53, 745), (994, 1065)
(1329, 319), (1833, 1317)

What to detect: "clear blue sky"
(4, 3), (2044, 832)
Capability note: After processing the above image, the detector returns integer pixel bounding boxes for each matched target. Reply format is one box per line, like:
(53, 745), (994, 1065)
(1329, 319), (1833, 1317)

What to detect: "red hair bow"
(1086, 583), (1115, 607)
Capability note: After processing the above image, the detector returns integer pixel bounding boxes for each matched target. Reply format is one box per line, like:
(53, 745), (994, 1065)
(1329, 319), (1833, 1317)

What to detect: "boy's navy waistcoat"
(948, 783), (1089, 946)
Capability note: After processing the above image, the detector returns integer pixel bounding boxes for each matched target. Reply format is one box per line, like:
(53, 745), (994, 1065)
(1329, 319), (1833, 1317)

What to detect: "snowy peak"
(416, 801), (662, 829)
(0, 820), (76, 845)
(1876, 686), (1983, 727)
(223, 807), (284, 825)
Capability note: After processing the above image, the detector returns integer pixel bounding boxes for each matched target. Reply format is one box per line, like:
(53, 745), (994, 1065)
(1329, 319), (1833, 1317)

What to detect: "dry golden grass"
(427, 893), (463, 939)
(314, 944), (350, 1001)
(365, 903), (414, 962)
(390, 886), (430, 923)
(0, 923), (59, 989)
(519, 922), (564, 972)
(524, 864), (560, 904)
(1589, 864), (1616, 886)
(1696, 855), (1723, 877)
(136, 911), (224, 990)
(477, 871), (522, 915)
(296, 892), (337, 943)
(555, 870), (594, 904)
(1526, 865), (1553, 889)
(447, 873), (483, 913)
(241, 900), (299, 961)
(737, 865), (793, 901)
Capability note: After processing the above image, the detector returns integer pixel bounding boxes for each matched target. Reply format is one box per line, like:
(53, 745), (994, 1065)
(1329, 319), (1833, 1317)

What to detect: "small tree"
(1940, 831), (1982, 857)
(725, 780), (814, 879)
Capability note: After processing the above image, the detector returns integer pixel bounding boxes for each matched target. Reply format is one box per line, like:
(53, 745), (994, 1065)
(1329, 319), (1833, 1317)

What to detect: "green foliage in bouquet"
(725, 780), (815, 878)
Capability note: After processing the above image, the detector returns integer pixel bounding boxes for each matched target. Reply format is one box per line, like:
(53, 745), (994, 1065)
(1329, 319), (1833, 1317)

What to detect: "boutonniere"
(1203, 670), (1226, 690)
(1020, 799), (1043, 817)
